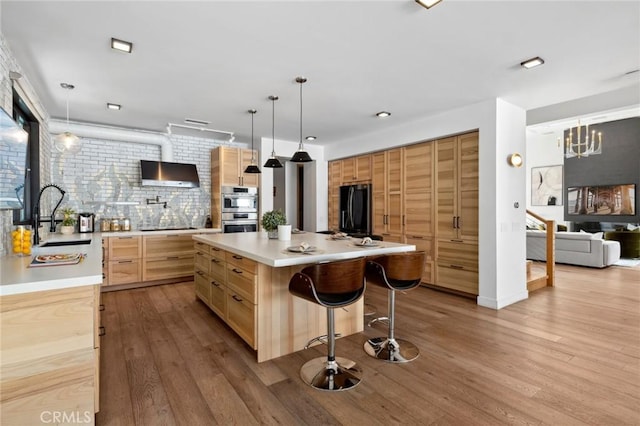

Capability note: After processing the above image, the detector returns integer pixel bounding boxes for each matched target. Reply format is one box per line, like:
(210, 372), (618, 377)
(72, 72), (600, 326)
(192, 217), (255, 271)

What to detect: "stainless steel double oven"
(221, 186), (258, 233)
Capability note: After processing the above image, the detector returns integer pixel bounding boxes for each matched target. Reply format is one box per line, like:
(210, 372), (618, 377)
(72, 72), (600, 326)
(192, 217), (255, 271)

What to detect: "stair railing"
(526, 210), (555, 287)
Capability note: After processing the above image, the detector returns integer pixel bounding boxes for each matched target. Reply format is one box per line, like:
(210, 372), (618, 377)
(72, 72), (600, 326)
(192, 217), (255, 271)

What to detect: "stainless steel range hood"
(140, 160), (200, 188)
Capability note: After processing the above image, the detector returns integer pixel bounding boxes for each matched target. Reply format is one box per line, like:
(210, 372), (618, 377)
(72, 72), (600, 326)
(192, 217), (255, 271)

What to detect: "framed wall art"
(531, 165), (563, 206)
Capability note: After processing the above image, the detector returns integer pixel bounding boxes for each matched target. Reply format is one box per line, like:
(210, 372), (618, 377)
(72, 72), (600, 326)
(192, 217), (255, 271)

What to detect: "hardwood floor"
(96, 263), (640, 425)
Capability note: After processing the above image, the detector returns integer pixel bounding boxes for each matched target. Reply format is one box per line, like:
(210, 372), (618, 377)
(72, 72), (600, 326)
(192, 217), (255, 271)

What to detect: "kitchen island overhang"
(192, 232), (416, 362)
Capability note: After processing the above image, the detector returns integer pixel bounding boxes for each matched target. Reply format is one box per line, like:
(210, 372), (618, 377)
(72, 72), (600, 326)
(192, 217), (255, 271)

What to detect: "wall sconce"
(508, 153), (523, 167)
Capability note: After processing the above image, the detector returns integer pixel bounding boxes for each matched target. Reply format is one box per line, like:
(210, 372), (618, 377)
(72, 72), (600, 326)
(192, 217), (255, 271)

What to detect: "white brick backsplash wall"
(50, 131), (237, 231)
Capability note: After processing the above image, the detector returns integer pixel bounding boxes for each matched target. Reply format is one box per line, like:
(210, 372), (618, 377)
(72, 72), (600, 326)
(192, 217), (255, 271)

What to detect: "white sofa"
(526, 230), (621, 268)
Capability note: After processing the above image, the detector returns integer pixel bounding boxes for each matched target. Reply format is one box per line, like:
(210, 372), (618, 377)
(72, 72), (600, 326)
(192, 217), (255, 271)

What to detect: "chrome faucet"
(33, 184), (66, 244)
(146, 195), (167, 208)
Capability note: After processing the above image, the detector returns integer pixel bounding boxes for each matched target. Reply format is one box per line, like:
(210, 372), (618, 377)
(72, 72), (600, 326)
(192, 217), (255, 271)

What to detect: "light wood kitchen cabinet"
(193, 245), (257, 349)
(102, 238), (109, 285)
(403, 141), (435, 283)
(341, 154), (371, 184)
(142, 234), (195, 281)
(107, 236), (142, 285)
(211, 146), (259, 228)
(435, 131), (479, 295)
(372, 149), (403, 241)
(0, 284), (100, 424)
(328, 160), (341, 230)
(212, 146), (259, 188)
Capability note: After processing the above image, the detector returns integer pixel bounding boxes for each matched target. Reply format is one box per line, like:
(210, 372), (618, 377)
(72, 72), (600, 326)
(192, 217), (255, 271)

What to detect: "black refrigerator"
(339, 184), (371, 236)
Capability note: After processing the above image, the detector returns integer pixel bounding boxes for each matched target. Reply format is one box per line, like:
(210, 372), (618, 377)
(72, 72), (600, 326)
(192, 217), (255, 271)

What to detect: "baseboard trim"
(477, 291), (529, 310)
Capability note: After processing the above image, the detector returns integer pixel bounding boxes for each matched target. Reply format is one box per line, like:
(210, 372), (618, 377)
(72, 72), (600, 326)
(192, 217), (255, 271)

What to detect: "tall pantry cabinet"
(435, 132), (479, 295)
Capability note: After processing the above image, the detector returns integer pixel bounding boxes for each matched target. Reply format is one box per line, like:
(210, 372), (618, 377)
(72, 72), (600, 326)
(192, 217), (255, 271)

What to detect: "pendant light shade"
(54, 83), (82, 154)
(263, 95), (283, 168)
(244, 109), (261, 174)
(290, 76), (312, 163)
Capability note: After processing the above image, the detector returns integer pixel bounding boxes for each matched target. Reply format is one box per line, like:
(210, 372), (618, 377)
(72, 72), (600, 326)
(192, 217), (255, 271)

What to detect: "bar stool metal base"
(300, 357), (362, 391)
(363, 337), (419, 363)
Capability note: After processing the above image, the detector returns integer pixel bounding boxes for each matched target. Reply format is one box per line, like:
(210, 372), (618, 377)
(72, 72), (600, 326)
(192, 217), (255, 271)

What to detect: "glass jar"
(121, 217), (131, 231)
(110, 218), (121, 232)
(100, 218), (112, 232)
(9, 225), (32, 256)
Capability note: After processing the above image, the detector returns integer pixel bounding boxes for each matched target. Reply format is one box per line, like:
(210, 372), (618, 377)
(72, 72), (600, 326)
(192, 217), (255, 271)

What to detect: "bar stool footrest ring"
(363, 337), (419, 363)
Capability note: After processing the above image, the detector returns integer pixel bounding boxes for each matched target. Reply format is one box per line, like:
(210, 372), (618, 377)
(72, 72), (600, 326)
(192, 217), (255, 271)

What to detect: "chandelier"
(560, 120), (603, 159)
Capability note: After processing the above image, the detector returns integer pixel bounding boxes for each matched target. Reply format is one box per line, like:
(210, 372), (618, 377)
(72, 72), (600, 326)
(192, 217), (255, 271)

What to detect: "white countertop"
(192, 232), (416, 267)
(0, 233), (102, 296)
(0, 228), (222, 296)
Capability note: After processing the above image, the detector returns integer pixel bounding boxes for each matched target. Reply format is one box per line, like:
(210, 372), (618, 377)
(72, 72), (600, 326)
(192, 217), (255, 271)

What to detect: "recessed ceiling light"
(376, 111), (391, 118)
(305, 136), (316, 141)
(111, 37), (133, 53)
(415, 0), (443, 9)
(520, 56), (544, 69)
(107, 103), (121, 110)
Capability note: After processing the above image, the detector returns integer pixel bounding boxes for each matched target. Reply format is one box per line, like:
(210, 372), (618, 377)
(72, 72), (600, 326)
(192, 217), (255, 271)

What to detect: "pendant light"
(54, 83), (81, 154)
(263, 95), (283, 168)
(244, 109), (261, 174)
(290, 76), (312, 163)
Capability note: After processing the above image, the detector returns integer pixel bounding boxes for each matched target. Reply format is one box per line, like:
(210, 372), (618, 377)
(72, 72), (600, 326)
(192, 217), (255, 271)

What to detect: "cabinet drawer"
(209, 256), (226, 282)
(143, 255), (194, 281)
(210, 246), (226, 261)
(194, 251), (211, 272)
(435, 262), (478, 295)
(194, 241), (210, 254)
(210, 278), (226, 319)
(226, 264), (256, 303)
(226, 290), (256, 349)
(108, 260), (141, 284)
(225, 252), (257, 273)
(144, 234), (194, 258)
(195, 272), (210, 305)
(437, 240), (477, 269)
(108, 236), (141, 260)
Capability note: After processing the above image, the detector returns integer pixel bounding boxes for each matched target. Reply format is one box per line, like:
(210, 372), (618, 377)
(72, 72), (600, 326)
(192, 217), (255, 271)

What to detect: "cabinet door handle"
(452, 216), (456, 228)
(99, 326), (106, 337)
(450, 264), (464, 269)
(402, 215), (405, 226)
(118, 260), (133, 264)
(232, 268), (243, 274)
(211, 281), (221, 287)
(102, 273), (106, 279)
(118, 236), (133, 240)
(211, 259), (220, 264)
(457, 216), (461, 229)
(410, 235), (424, 239)
(167, 256), (179, 259)
(232, 255), (243, 260)
(232, 294), (243, 302)
(196, 270), (205, 276)
(99, 304), (105, 311)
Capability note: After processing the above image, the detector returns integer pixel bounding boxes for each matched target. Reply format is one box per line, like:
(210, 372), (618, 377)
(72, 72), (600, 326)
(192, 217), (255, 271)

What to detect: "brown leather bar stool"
(289, 257), (366, 391)
(364, 251), (425, 363)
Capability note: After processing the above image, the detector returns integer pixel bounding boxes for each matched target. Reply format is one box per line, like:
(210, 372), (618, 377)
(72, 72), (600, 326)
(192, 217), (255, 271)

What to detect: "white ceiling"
(2, 1), (639, 146)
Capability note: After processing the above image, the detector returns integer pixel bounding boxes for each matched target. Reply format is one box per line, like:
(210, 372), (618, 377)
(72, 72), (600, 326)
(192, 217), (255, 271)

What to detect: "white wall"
(525, 129), (566, 225)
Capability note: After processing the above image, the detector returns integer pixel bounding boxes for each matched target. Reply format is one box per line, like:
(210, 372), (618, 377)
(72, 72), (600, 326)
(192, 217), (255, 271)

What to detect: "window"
(12, 88), (40, 225)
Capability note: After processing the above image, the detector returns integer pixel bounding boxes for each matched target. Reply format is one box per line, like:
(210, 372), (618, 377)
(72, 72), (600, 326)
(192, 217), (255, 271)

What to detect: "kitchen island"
(192, 232), (415, 362)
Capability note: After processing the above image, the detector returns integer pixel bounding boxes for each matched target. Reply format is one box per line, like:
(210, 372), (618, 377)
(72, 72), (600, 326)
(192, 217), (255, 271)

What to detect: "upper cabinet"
(341, 154), (371, 184)
(328, 160), (342, 230)
(213, 146), (260, 188)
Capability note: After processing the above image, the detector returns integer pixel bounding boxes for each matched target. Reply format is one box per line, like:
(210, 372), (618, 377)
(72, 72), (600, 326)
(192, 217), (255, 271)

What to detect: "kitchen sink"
(40, 239), (92, 247)
(139, 227), (197, 231)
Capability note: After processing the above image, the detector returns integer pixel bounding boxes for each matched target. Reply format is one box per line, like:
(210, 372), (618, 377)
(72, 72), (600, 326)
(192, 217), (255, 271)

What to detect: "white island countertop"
(193, 232), (416, 267)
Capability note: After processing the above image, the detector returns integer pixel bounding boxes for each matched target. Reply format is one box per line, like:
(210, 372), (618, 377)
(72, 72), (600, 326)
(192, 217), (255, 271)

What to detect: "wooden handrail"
(526, 209), (546, 223)
(526, 210), (555, 288)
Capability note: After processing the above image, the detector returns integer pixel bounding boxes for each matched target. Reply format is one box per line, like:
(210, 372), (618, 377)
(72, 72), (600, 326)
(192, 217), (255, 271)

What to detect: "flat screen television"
(0, 107), (29, 210)
(567, 184), (636, 216)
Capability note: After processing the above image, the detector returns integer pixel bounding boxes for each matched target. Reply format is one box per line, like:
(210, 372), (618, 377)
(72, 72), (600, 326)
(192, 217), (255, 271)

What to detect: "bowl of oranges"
(11, 225), (32, 256)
